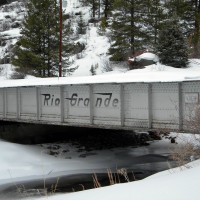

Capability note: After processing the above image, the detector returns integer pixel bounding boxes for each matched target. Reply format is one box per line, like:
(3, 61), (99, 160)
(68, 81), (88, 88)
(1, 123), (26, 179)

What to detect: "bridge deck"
(0, 79), (199, 132)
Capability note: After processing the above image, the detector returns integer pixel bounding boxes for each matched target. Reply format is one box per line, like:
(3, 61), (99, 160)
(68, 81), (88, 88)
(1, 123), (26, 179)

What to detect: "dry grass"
(170, 142), (199, 168)
(184, 104), (200, 134)
(170, 132), (200, 169)
(92, 168), (133, 188)
(167, 101), (200, 168)
(92, 173), (101, 188)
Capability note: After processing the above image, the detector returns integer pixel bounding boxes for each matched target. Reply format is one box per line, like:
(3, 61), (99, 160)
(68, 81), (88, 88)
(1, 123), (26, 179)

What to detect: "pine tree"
(99, 0), (114, 28)
(156, 23), (189, 68)
(12, 0), (74, 77)
(109, 0), (145, 61)
(81, 0), (99, 18)
(102, 0), (114, 19)
(164, 0), (200, 57)
(77, 12), (86, 35)
(143, 0), (166, 48)
(0, 0), (8, 6)
(164, 0), (195, 36)
(190, 0), (200, 57)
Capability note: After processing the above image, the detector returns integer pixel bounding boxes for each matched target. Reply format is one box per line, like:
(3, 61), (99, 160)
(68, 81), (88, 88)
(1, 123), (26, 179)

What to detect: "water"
(0, 122), (175, 199)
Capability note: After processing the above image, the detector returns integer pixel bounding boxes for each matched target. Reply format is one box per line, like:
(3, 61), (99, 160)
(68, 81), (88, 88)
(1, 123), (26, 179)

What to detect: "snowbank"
(1, 61), (200, 88)
(33, 159), (200, 200)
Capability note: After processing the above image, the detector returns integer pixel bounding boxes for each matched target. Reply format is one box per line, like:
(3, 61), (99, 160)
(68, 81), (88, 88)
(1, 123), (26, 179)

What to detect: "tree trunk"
(92, 0), (96, 18)
(98, 0), (101, 19)
(193, 0), (200, 57)
(104, 0), (108, 18)
(130, 0), (135, 54)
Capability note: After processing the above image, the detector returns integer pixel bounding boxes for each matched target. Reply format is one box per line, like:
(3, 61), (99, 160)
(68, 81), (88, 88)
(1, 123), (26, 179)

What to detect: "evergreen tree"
(164, 0), (195, 36)
(12, 0), (74, 77)
(164, 0), (200, 57)
(0, 0), (8, 6)
(109, 0), (145, 61)
(156, 23), (188, 68)
(190, 0), (200, 57)
(81, 0), (99, 18)
(90, 0), (98, 18)
(102, 0), (114, 19)
(143, 0), (166, 48)
(99, 0), (114, 28)
(77, 12), (86, 35)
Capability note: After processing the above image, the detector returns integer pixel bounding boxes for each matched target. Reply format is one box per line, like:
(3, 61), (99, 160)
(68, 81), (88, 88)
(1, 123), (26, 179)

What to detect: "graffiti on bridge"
(42, 93), (119, 108)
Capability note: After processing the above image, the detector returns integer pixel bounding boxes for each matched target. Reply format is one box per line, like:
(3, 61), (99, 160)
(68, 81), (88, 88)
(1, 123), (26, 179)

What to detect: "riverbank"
(0, 130), (178, 199)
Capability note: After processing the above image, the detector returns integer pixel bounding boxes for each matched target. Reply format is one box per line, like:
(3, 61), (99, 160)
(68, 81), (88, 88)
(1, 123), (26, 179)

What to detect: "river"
(0, 122), (176, 199)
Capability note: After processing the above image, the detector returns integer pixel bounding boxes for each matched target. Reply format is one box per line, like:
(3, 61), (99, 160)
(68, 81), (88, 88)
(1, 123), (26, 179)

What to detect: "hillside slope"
(0, 0), (200, 81)
(0, 0), (119, 79)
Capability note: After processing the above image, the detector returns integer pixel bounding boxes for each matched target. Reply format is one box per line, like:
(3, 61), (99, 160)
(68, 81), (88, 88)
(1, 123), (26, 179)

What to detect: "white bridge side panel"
(93, 84), (121, 126)
(0, 89), (3, 117)
(6, 88), (17, 118)
(64, 85), (90, 124)
(124, 84), (149, 128)
(152, 83), (179, 129)
(1, 81), (200, 132)
(40, 86), (61, 122)
(20, 87), (37, 120)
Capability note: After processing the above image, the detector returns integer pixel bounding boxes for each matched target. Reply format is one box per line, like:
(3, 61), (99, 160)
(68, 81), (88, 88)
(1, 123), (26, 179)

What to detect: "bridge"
(0, 78), (199, 132)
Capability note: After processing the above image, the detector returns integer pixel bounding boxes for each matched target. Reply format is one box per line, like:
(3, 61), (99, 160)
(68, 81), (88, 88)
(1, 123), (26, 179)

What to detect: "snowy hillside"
(61, 0), (112, 76)
(0, 0), (116, 78)
(0, 1), (24, 65)
(0, 0), (200, 82)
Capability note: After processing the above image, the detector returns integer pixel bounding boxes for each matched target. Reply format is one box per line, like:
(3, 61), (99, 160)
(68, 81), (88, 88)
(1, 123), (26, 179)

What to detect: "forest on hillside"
(0, 0), (200, 77)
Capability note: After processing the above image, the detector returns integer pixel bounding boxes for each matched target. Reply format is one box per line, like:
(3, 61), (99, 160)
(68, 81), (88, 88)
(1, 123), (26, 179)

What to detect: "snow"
(0, 139), (130, 183)
(70, 25), (111, 76)
(1, 1), (200, 199)
(129, 52), (159, 62)
(135, 52), (159, 62)
(1, 28), (21, 38)
(32, 160), (200, 200)
(1, 60), (200, 88)
(0, 0), (200, 86)
(0, 136), (198, 200)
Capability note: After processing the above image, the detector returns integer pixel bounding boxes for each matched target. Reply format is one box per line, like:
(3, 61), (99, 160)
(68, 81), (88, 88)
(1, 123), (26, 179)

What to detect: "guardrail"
(0, 81), (199, 131)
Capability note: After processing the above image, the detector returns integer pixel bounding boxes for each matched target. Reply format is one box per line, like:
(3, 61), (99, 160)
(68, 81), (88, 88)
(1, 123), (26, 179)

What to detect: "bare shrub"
(171, 142), (200, 168)
(2, 19), (11, 31)
(117, 168), (129, 182)
(169, 102), (200, 168)
(185, 103), (200, 134)
(170, 132), (200, 169)
(0, 66), (2, 74)
(90, 63), (98, 75)
(101, 58), (112, 72)
(76, 53), (83, 59)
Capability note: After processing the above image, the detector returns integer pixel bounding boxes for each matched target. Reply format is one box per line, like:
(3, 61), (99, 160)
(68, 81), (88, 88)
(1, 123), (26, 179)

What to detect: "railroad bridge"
(0, 79), (199, 132)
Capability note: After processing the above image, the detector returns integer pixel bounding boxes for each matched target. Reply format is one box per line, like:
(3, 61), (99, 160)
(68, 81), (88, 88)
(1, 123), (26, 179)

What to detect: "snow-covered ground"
(1, 1), (200, 200)
(70, 25), (111, 76)
(0, 133), (199, 200)
(38, 159), (200, 200)
(1, 59), (200, 88)
(35, 159), (200, 200)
